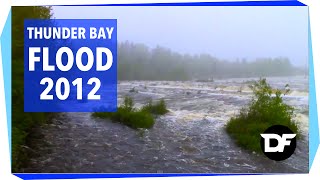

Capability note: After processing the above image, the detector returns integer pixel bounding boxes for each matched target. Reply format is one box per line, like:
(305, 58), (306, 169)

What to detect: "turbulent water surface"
(25, 76), (308, 173)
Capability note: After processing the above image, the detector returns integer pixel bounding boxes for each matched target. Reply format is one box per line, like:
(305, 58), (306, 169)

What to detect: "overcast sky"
(52, 6), (308, 66)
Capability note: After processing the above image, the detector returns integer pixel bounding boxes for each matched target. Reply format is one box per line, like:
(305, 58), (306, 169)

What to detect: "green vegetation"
(141, 99), (169, 115)
(226, 79), (299, 153)
(93, 107), (155, 129)
(12, 6), (52, 172)
(92, 97), (169, 129)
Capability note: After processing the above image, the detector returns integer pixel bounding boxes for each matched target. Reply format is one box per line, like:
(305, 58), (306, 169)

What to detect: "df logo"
(260, 125), (296, 161)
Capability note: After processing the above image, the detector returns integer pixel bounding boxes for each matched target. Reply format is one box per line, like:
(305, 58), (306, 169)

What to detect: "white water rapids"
(25, 76), (308, 173)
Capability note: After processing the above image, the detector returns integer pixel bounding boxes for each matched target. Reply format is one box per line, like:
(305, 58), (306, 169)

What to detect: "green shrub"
(92, 96), (162, 129)
(141, 99), (169, 115)
(122, 96), (134, 111)
(12, 60), (51, 172)
(12, 6), (52, 172)
(226, 78), (299, 153)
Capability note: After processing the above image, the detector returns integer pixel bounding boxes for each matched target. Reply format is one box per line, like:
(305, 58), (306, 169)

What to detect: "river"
(24, 76), (309, 173)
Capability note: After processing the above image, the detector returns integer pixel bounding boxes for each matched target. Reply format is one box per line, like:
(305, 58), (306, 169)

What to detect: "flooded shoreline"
(24, 76), (309, 173)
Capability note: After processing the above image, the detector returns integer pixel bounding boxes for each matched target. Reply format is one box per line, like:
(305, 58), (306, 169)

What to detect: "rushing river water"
(25, 76), (308, 173)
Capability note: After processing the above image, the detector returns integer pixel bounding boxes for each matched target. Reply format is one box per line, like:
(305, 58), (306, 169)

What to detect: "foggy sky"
(52, 6), (308, 66)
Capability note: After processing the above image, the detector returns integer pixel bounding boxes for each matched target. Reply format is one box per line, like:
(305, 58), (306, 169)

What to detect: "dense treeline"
(118, 42), (306, 81)
(12, 6), (52, 172)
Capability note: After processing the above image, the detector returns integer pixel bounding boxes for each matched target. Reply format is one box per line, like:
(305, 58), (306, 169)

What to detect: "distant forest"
(118, 41), (307, 81)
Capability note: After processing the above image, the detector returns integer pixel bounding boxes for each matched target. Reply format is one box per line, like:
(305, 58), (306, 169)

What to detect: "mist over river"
(26, 76), (308, 173)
